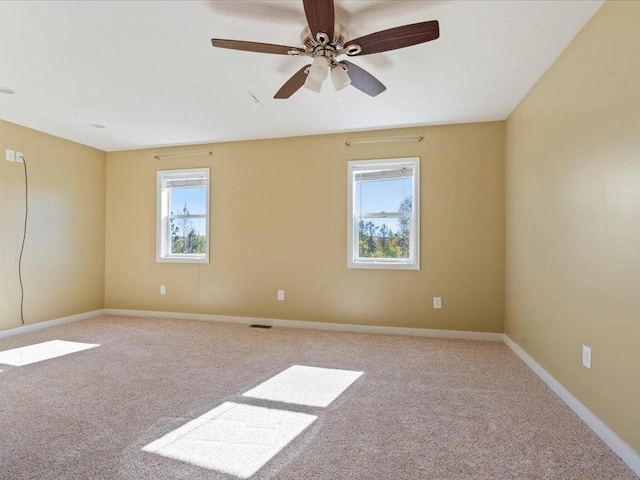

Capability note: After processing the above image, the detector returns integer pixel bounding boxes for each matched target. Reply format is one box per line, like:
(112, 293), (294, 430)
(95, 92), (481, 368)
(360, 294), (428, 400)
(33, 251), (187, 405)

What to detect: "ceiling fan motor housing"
(300, 23), (349, 48)
(299, 23), (352, 66)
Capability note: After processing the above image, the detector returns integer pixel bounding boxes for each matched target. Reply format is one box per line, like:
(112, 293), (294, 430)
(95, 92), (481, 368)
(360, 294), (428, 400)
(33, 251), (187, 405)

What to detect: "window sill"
(348, 261), (419, 271)
(157, 256), (209, 264)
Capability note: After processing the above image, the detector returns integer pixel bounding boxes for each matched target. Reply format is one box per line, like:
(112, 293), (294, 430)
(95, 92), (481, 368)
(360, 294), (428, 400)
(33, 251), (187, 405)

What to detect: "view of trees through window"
(358, 196), (412, 259)
(170, 202), (206, 255)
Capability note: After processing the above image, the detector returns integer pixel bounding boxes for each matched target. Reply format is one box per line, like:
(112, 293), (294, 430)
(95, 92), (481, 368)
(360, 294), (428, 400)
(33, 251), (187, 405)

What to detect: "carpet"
(0, 315), (635, 479)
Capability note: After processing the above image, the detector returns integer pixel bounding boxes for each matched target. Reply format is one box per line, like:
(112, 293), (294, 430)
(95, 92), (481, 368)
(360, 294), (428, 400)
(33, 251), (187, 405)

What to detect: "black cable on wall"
(17, 154), (28, 325)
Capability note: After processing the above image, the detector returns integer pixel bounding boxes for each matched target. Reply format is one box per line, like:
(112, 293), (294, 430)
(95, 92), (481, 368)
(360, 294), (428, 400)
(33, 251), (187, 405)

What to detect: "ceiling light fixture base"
(300, 23), (349, 48)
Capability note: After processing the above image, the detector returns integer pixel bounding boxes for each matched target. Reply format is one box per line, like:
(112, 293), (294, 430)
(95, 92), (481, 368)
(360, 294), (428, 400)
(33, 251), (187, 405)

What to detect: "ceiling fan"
(211, 0), (439, 99)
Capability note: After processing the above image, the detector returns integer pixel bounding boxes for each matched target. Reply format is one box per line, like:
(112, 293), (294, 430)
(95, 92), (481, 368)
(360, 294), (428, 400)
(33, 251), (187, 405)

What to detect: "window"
(157, 168), (210, 263)
(348, 157), (419, 270)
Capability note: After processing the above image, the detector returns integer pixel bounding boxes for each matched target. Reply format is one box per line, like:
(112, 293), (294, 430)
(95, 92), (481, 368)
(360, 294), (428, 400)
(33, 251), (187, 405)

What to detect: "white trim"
(104, 308), (503, 341)
(0, 309), (105, 341)
(347, 157), (420, 271)
(346, 258), (420, 270)
(156, 255), (208, 264)
(504, 335), (640, 477)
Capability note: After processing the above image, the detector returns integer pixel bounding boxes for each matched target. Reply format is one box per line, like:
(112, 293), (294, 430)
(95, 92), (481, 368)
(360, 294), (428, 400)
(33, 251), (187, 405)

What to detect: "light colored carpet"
(0, 315), (636, 480)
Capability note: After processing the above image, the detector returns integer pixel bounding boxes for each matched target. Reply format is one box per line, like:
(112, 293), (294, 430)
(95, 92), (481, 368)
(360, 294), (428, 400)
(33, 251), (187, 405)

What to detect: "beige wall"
(0, 119), (106, 331)
(506, 1), (640, 453)
(106, 122), (505, 332)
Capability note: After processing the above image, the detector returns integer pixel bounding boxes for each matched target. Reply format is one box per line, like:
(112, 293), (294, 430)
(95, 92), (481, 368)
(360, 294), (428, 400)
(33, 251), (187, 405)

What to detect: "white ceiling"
(0, 0), (603, 152)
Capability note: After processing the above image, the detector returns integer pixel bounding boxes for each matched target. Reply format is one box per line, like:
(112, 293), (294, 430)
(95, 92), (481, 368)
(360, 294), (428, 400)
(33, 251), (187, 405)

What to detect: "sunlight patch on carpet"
(143, 402), (316, 478)
(243, 365), (363, 407)
(0, 340), (100, 366)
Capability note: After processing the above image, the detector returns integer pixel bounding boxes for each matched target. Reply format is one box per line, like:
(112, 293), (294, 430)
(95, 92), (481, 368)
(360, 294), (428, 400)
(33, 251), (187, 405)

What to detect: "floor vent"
(249, 324), (273, 329)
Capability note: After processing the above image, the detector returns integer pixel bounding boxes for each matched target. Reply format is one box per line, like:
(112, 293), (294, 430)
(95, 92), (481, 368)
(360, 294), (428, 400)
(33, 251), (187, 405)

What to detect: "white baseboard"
(504, 335), (640, 477)
(0, 309), (105, 341)
(104, 308), (504, 341)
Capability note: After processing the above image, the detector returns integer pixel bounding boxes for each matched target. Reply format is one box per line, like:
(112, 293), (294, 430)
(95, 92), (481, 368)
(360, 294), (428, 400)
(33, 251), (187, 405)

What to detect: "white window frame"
(157, 168), (210, 264)
(347, 157), (420, 270)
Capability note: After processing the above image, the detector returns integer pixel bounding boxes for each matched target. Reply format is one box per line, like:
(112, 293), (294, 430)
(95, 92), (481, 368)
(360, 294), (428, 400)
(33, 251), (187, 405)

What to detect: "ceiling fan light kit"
(304, 74), (323, 93)
(331, 64), (351, 91)
(211, 0), (439, 99)
(309, 55), (330, 82)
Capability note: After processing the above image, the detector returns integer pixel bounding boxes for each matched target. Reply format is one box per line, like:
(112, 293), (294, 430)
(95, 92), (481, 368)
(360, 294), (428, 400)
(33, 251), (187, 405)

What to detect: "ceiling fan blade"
(345, 20), (439, 56)
(274, 65), (311, 99)
(303, 0), (335, 40)
(211, 39), (303, 55)
(341, 61), (386, 97)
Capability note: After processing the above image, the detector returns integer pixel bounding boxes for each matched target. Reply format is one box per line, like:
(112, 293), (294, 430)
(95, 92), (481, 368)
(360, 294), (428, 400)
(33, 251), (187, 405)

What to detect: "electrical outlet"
(277, 290), (285, 301)
(582, 345), (591, 369)
(433, 297), (442, 309)
(5, 148), (15, 162)
(160, 285), (166, 295)
(15, 152), (24, 163)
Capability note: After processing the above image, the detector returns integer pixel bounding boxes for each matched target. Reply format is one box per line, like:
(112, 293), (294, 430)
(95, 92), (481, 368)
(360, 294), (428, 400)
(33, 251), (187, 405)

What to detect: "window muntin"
(157, 168), (210, 263)
(348, 158), (419, 270)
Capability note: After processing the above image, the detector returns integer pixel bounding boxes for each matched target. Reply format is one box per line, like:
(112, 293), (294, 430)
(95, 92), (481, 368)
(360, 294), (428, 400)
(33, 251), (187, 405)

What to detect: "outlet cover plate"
(582, 345), (591, 369)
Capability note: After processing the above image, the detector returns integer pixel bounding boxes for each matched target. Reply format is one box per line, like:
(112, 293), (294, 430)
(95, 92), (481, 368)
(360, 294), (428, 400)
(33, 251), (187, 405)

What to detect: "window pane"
(171, 217), (207, 254)
(356, 217), (411, 259)
(170, 186), (207, 216)
(158, 168), (210, 263)
(354, 177), (412, 214)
